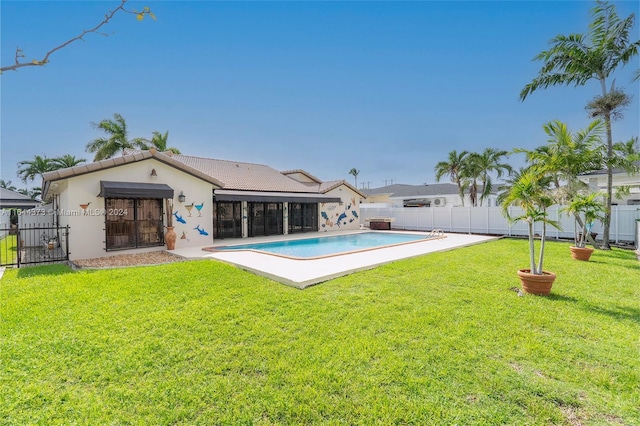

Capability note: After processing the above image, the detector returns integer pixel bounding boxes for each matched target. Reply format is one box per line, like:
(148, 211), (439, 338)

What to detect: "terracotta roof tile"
(171, 155), (317, 192)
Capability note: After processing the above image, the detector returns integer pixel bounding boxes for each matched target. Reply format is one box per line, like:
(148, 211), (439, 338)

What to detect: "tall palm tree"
(434, 150), (469, 206)
(586, 87), (631, 122)
(520, 0), (640, 249)
(147, 130), (181, 154)
(348, 168), (360, 189)
(51, 154), (86, 170)
(86, 113), (147, 161)
(0, 179), (17, 191)
(18, 187), (42, 201)
(17, 155), (53, 183)
(475, 148), (512, 206)
(461, 153), (484, 207)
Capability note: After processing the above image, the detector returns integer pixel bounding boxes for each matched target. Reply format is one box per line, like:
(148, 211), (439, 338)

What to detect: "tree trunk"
(528, 222), (537, 273)
(602, 111), (613, 250)
(457, 181), (465, 207)
(574, 214), (599, 248)
(600, 78), (612, 250)
(537, 220), (546, 275)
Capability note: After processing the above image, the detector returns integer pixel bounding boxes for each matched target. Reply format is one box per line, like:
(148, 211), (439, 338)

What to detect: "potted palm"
(562, 192), (604, 261)
(500, 168), (561, 295)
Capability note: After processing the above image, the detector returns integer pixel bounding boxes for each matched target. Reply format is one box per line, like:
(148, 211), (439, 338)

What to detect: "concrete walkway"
(171, 231), (498, 289)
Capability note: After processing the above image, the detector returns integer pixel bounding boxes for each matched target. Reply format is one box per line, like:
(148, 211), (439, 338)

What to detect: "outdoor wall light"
(150, 168), (158, 179)
(178, 191), (186, 203)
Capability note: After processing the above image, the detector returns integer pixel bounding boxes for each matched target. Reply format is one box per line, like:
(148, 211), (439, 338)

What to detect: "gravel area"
(72, 251), (186, 269)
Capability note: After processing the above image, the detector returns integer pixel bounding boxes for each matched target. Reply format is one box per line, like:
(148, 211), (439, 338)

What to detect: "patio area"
(171, 231), (498, 288)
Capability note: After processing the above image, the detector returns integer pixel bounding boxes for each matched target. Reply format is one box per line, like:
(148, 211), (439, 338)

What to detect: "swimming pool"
(211, 232), (436, 259)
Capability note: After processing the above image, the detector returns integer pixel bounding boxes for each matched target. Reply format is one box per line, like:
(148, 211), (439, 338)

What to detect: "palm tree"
(520, 120), (605, 248)
(86, 113), (148, 161)
(523, 120), (604, 200)
(586, 87), (631, 122)
(434, 150), (469, 206)
(17, 155), (53, 183)
(348, 168), (360, 189)
(474, 148), (512, 206)
(147, 130), (181, 154)
(17, 187), (42, 201)
(520, 0), (640, 249)
(499, 167), (559, 275)
(461, 153), (484, 207)
(0, 179), (17, 191)
(51, 154), (86, 170)
(562, 192), (606, 248)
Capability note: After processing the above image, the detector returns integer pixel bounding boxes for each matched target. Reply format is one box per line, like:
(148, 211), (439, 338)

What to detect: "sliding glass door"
(248, 202), (283, 237)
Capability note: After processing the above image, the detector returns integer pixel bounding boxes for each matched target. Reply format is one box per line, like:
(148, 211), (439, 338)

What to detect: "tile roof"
(579, 161), (640, 177)
(0, 187), (41, 209)
(281, 169), (322, 183)
(42, 149), (367, 198)
(170, 155), (316, 192)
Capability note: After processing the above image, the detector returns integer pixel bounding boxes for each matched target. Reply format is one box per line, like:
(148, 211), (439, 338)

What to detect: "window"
(105, 198), (163, 250)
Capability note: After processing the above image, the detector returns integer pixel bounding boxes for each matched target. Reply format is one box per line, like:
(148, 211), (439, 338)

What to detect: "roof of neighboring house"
(362, 183), (470, 198)
(0, 187), (41, 209)
(41, 149), (366, 199)
(579, 161), (640, 177)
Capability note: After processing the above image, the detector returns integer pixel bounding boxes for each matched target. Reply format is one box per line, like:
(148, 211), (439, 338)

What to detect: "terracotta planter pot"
(165, 226), (177, 250)
(517, 269), (556, 295)
(570, 246), (594, 261)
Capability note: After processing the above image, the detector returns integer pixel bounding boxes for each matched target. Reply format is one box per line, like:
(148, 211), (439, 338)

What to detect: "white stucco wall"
(319, 186), (361, 232)
(52, 159), (215, 261)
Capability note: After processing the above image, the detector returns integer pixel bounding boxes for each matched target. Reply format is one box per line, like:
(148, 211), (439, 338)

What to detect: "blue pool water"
(214, 232), (430, 258)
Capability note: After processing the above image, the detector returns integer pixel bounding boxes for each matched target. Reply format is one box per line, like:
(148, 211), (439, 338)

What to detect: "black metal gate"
(0, 225), (70, 267)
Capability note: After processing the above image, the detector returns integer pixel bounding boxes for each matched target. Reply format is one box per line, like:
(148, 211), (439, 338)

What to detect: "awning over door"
(98, 181), (174, 199)
(214, 189), (341, 204)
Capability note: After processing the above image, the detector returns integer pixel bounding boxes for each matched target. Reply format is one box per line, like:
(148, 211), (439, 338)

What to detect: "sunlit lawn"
(1, 239), (638, 424)
(0, 234), (17, 265)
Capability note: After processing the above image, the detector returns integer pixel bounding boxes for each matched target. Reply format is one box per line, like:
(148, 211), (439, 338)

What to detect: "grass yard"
(0, 234), (17, 265)
(1, 239), (638, 424)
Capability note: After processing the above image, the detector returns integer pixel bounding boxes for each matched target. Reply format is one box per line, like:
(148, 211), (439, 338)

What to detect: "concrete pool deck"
(171, 231), (499, 289)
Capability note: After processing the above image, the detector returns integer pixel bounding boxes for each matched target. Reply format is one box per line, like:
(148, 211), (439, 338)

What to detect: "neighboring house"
(41, 149), (365, 261)
(578, 161), (640, 205)
(361, 183), (499, 208)
(0, 187), (41, 210)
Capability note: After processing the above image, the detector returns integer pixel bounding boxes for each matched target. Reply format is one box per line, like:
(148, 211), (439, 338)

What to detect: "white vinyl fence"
(360, 205), (640, 243)
(17, 204), (55, 228)
(0, 210), (11, 239)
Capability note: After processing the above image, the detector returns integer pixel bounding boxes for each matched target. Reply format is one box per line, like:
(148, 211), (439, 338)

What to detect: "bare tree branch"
(1, 0), (154, 73)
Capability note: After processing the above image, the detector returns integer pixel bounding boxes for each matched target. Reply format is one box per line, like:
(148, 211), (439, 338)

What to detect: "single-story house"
(0, 187), (41, 210)
(41, 149), (365, 261)
(361, 183), (499, 208)
(578, 161), (640, 205)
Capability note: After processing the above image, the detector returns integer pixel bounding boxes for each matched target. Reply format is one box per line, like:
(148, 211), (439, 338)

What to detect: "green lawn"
(0, 234), (17, 265)
(1, 239), (638, 424)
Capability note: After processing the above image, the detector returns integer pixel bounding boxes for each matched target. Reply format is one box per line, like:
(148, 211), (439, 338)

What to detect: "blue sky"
(1, 1), (639, 191)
